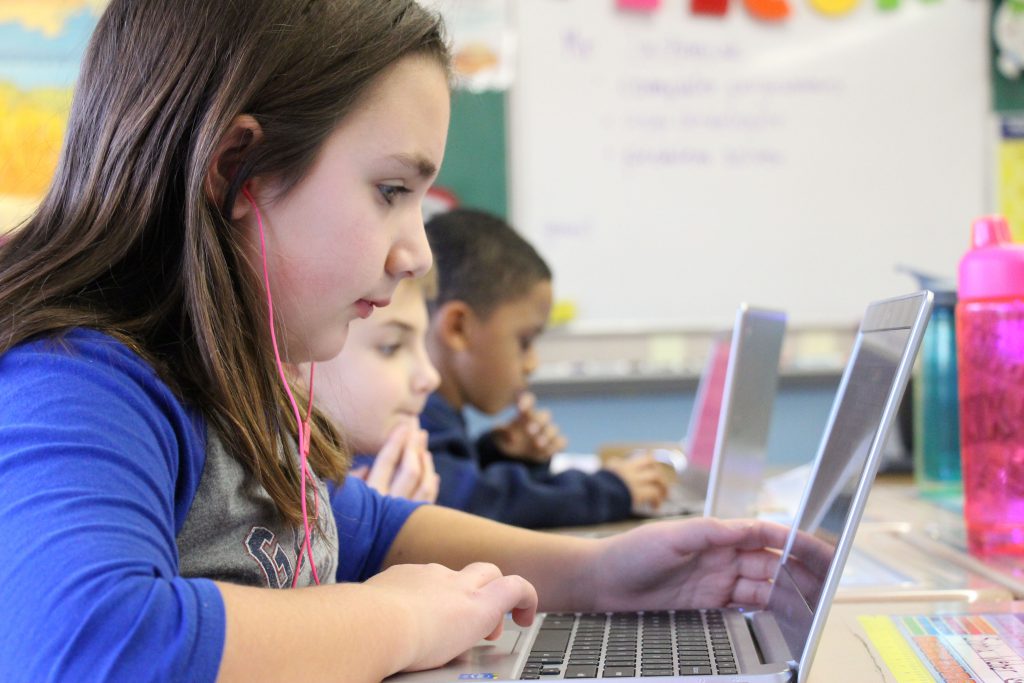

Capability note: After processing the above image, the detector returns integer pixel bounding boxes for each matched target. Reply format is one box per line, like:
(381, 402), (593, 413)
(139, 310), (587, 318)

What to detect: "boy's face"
(315, 278), (440, 454)
(456, 279), (553, 415)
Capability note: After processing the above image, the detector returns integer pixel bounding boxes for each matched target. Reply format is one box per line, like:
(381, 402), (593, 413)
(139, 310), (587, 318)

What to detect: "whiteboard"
(509, 0), (990, 329)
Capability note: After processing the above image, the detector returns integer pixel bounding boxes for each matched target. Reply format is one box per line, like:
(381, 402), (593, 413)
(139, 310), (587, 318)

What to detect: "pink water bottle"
(958, 215), (1024, 556)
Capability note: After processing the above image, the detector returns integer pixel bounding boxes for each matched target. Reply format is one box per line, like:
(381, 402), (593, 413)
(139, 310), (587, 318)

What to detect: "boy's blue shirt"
(421, 392), (632, 528)
(0, 329), (419, 682)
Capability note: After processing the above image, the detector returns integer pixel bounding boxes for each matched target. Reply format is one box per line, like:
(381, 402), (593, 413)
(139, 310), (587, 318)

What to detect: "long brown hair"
(0, 0), (451, 526)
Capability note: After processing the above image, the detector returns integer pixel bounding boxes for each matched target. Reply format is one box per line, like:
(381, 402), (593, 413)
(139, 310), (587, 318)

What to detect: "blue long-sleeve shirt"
(421, 392), (632, 528)
(0, 329), (419, 682)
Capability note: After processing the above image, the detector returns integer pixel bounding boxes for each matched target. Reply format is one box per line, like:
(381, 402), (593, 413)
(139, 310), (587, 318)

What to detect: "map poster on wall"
(0, 2), (104, 233)
(423, 0), (514, 91)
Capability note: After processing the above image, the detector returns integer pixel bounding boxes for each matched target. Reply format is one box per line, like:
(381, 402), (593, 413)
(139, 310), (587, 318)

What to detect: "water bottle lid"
(959, 215), (1024, 301)
(897, 265), (957, 306)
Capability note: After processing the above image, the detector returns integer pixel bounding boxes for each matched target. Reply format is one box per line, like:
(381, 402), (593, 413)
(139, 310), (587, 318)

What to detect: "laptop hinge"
(748, 611), (797, 666)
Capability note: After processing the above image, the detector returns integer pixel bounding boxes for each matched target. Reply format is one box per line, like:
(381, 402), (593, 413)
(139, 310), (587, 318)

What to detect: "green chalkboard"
(435, 89), (507, 219)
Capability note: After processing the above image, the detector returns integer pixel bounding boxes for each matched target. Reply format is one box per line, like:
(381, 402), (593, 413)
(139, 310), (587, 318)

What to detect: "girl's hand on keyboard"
(365, 561), (538, 673)
(580, 518), (794, 611)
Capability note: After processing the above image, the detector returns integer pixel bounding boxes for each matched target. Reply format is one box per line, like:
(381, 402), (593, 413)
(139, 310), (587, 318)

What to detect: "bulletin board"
(509, 0), (991, 329)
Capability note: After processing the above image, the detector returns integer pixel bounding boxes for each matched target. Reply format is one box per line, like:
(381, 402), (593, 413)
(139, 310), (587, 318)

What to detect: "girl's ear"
(434, 300), (476, 353)
(205, 114), (264, 220)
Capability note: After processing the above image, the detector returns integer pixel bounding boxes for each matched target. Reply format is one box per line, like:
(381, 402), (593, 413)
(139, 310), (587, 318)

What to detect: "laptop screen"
(764, 293), (931, 668)
(683, 333), (731, 472)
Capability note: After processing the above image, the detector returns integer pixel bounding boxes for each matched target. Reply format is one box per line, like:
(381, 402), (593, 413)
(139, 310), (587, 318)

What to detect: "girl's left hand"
(576, 518), (829, 612)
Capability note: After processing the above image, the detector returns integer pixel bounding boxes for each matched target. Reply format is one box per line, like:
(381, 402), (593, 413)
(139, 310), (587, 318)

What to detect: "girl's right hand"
(364, 423), (440, 502)
(366, 561), (538, 673)
(602, 454), (672, 509)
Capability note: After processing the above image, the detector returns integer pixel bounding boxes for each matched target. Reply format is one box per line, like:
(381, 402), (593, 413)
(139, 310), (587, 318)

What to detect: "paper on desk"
(550, 452), (601, 475)
(861, 613), (1024, 683)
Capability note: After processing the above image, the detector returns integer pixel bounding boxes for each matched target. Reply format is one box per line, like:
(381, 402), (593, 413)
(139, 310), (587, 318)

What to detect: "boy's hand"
(491, 392), (568, 464)
(361, 422), (440, 503)
(366, 561), (537, 673)
(602, 454), (672, 509)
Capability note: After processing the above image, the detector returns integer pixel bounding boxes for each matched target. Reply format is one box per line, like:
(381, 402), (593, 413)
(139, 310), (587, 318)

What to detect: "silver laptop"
(389, 291), (932, 682)
(701, 305), (786, 518)
(643, 304), (786, 518)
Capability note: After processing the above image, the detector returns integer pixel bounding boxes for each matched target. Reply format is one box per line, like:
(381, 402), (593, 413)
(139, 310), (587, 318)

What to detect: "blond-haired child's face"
(242, 55), (448, 363)
(456, 279), (552, 415)
(315, 278), (440, 453)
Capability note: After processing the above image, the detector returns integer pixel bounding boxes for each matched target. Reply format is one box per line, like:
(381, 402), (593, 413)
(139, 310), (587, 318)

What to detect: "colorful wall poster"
(0, 2), (105, 232)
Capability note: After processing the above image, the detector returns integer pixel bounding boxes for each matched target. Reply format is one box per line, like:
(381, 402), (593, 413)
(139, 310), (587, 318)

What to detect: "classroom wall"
(435, 90), (509, 219)
(466, 375), (918, 476)
(445, 1), (984, 465)
(467, 379), (842, 468)
(510, 0), (989, 330)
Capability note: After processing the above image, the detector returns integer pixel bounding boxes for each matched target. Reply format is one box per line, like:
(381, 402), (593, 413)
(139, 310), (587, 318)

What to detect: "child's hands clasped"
(366, 561), (538, 673)
(491, 392), (568, 464)
(351, 421), (440, 503)
(602, 454), (673, 510)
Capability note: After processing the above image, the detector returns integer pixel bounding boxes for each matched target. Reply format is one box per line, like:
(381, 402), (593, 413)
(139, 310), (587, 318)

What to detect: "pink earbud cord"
(242, 186), (321, 587)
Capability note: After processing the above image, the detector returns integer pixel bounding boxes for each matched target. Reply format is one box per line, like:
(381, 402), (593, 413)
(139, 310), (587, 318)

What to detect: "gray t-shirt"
(177, 428), (338, 588)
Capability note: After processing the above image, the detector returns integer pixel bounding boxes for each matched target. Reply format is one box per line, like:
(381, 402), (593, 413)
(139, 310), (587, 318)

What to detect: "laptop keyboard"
(520, 610), (739, 679)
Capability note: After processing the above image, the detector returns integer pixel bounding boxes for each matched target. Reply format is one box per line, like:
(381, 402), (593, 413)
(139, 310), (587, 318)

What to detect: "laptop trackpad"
(454, 629), (522, 662)
(385, 629), (524, 681)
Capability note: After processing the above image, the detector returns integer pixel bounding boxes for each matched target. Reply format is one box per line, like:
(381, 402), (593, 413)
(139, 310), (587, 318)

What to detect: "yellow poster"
(0, 1), (106, 233)
(999, 118), (1024, 242)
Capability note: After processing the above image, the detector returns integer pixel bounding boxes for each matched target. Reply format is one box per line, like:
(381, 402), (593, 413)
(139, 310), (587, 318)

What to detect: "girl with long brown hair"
(0, 1), (799, 681)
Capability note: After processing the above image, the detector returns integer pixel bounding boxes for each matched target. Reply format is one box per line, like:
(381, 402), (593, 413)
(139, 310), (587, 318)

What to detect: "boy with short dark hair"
(423, 208), (670, 528)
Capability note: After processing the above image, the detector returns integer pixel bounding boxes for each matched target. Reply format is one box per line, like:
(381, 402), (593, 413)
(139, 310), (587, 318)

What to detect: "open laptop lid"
(703, 304), (787, 518)
(765, 291), (933, 683)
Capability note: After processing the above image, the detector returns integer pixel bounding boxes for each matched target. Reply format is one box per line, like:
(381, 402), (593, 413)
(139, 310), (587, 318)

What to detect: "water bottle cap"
(897, 265), (957, 306)
(959, 215), (1024, 301)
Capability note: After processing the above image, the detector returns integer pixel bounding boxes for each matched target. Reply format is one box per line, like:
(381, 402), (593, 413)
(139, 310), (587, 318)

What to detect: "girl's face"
(313, 278), (440, 453)
(245, 55), (449, 362)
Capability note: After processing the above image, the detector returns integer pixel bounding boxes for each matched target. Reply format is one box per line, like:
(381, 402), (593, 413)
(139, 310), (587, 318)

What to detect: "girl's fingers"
(477, 573), (539, 633)
(730, 575), (774, 607)
(459, 562), (506, 588)
(717, 519), (792, 554)
(735, 549), (782, 582)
